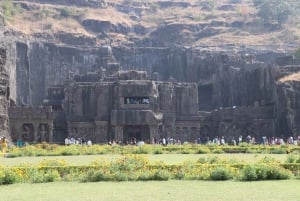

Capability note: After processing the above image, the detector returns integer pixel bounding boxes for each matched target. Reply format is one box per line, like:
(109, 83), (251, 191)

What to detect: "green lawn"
(1, 180), (299, 201)
(0, 154), (290, 167)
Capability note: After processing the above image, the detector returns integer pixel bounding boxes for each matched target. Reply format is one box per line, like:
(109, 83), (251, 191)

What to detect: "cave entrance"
(123, 125), (150, 144)
(198, 84), (213, 111)
(200, 125), (211, 142)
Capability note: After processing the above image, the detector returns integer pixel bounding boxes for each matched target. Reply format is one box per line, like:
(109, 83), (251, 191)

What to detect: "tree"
(295, 47), (300, 59)
(255, 0), (294, 26)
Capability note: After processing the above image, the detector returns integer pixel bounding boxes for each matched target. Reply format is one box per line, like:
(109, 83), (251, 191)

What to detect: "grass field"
(1, 180), (299, 201)
(0, 154), (290, 166)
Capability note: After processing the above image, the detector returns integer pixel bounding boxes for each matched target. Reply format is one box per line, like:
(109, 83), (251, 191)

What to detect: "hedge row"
(6, 144), (300, 157)
(1, 156), (299, 185)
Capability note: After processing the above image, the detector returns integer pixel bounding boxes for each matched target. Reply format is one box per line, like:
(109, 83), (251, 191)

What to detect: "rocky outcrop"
(81, 19), (131, 35)
(14, 42), (282, 110)
(54, 32), (97, 46)
(0, 48), (10, 140)
(275, 65), (300, 137)
(15, 42), (114, 105)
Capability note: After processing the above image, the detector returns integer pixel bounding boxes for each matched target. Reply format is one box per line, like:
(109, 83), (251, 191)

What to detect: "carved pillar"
(67, 121), (73, 137)
(113, 126), (123, 142)
(95, 121), (108, 143)
(33, 122), (39, 142)
(175, 127), (181, 140)
(149, 126), (159, 141)
(48, 123), (53, 143)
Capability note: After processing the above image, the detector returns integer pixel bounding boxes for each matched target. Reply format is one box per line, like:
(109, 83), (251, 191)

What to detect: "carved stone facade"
(8, 107), (54, 143)
(5, 43), (300, 144)
(63, 69), (201, 143)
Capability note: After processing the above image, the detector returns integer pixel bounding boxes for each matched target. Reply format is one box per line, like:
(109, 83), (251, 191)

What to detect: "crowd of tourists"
(208, 135), (300, 146)
(104, 135), (300, 147)
(64, 136), (92, 146)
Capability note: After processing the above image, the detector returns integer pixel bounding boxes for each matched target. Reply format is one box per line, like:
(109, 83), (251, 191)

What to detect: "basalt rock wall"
(0, 47), (10, 140)
(15, 42), (105, 105)
(276, 78), (300, 137)
(113, 46), (278, 110)
(15, 42), (279, 111)
(13, 41), (298, 138)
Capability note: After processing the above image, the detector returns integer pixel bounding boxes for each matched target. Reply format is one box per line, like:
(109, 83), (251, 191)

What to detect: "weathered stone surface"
(62, 70), (200, 143)
(9, 107), (54, 143)
(82, 19), (131, 35)
(5, 39), (300, 143)
(0, 48), (10, 140)
(15, 42), (113, 106)
(276, 66), (300, 137)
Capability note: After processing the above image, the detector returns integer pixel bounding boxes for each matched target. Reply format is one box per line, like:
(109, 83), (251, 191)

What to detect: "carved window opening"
(124, 97), (149, 104)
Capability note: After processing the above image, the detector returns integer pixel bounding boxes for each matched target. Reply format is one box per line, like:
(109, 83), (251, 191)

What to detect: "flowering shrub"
(0, 169), (17, 185)
(6, 144), (300, 157)
(209, 167), (233, 180)
(152, 169), (170, 181)
(29, 169), (60, 183)
(286, 155), (300, 163)
(239, 164), (293, 181)
(195, 147), (211, 154)
(80, 169), (110, 182)
(0, 155), (299, 185)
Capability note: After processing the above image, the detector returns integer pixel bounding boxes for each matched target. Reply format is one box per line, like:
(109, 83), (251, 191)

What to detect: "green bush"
(240, 164), (293, 181)
(198, 156), (221, 164)
(238, 142), (251, 147)
(114, 172), (129, 182)
(1, 0), (22, 22)
(0, 169), (17, 185)
(2, 153), (300, 184)
(286, 155), (298, 163)
(7, 144), (300, 157)
(173, 168), (185, 180)
(110, 155), (149, 173)
(210, 167), (232, 181)
(196, 147), (211, 154)
(255, 0), (294, 26)
(258, 156), (280, 164)
(132, 146), (151, 154)
(138, 171), (155, 181)
(152, 169), (170, 181)
(80, 170), (110, 182)
(28, 169), (60, 183)
(295, 47), (300, 59)
(60, 145), (80, 155)
(59, 7), (74, 18)
(153, 147), (163, 154)
(44, 170), (61, 182)
(211, 149), (225, 154)
(206, 156), (221, 164)
(180, 149), (192, 154)
(270, 148), (287, 154)
(240, 165), (258, 181)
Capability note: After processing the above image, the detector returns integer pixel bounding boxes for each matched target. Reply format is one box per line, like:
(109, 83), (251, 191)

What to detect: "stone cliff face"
(276, 67), (300, 137)
(1, 39), (297, 139)
(113, 46), (278, 110)
(0, 48), (10, 140)
(15, 42), (112, 105)
(2, 0), (300, 142)
(15, 42), (279, 110)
